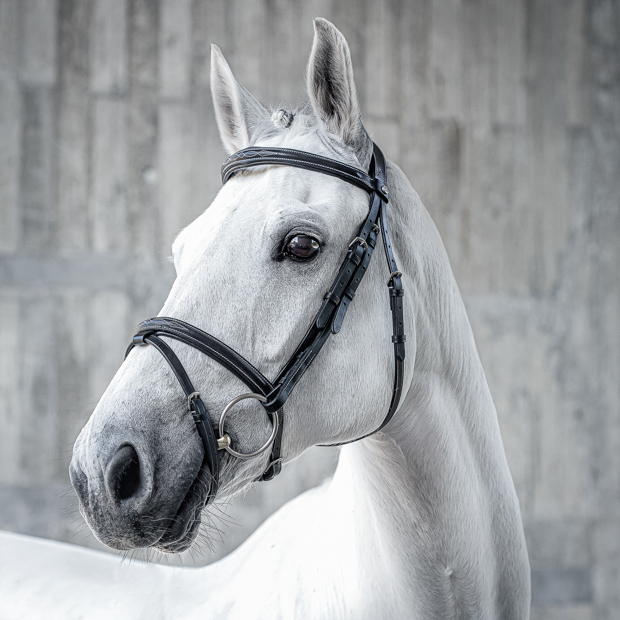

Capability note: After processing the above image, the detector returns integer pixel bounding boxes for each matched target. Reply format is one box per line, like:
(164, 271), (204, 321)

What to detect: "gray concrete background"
(0, 0), (619, 617)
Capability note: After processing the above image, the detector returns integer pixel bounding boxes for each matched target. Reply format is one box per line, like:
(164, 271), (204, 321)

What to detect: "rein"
(125, 142), (405, 504)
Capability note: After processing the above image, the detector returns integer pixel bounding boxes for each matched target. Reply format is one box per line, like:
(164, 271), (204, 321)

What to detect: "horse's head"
(70, 19), (398, 554)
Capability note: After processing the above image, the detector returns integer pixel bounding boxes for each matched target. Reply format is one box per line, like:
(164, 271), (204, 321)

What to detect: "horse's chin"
(153, 459), (214, 553)
(155, 514), (201, 553)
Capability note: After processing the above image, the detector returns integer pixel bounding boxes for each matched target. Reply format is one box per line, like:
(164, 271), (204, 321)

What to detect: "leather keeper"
(392, 335), (407, 344)
(350, 246), (364, 266)
(131, 332), (149, 346)
(344, 287), (356, 301)
(323, 291), (341, 305)
(263, 389), (287, 414)
(191, 409), (204, 423)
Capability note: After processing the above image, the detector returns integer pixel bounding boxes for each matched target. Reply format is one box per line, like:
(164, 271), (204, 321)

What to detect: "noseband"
(125, 142), (405, 505)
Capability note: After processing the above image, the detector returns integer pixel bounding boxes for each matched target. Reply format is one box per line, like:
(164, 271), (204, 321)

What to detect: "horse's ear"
(307, 18), (371, 167)
(210, 45), (271, 154)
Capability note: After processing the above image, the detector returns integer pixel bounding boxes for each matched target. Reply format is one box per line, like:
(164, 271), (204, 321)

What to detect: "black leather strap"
(129, 317), (273, 396)
(222, 147), (389, 203)
(319, 144), (406, 446)
(259, 408), (284, 481)
(125, 333), (220, 505)
(374, 142), (406, 432)
(127, 142), (405, 495)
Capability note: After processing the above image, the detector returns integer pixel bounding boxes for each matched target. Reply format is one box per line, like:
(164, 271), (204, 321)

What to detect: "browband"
(221, 146), (390, 203)
(126, 142), (405, 504)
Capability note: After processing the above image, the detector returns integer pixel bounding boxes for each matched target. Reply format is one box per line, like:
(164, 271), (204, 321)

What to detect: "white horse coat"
(0, 18), (530, 619)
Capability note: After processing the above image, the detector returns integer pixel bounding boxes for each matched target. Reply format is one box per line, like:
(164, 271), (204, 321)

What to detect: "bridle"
(125, 142), (405, 505)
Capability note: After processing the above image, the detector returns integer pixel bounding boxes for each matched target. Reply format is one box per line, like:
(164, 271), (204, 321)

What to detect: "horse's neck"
(332, 354), (524, 618)
(322, 172), (530, 618)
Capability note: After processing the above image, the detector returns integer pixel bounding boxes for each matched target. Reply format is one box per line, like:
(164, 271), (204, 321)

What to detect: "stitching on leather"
(281, 350), (317, 395)
(152, 319), (266, 382)
(225, 158), (369, 187)
(279, 354), (309, 395)
(224, 156), (373, 190)
(225, 154), (367, 180)
(223, 147), (368, 177)
(149, 324), (271, 393)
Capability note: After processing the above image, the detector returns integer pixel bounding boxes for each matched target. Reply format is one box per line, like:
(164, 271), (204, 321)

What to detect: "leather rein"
(125, 142), (405, 505)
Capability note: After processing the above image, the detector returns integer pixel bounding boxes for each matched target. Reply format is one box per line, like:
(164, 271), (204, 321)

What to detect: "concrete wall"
(0, 0), (618, 617)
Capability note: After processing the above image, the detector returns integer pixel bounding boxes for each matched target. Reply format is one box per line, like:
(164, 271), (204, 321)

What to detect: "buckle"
(348, 237), (368, 251)
(187, 391), (201, 411)
(387, 270), (403, 286)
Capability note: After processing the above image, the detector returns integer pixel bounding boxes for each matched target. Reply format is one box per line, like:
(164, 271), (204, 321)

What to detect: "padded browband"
(221, 146), (390, 203)
(127, 142), (405, 504)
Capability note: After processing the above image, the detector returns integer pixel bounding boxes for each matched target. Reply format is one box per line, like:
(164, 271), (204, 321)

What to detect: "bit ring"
(217, 393), (278, 459)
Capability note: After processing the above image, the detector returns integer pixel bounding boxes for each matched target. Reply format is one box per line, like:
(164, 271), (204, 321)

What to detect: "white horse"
(0, 19), (530, 619)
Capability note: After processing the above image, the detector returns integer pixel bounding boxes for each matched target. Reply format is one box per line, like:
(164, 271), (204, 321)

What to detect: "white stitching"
(144, 323), (271, 394)
(223, 154), (372, 190)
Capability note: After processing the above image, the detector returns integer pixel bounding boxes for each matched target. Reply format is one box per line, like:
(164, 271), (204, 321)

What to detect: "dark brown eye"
(285, 235), (320, 260)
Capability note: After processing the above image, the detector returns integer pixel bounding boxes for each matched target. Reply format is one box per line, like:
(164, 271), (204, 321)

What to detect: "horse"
(0, 18), (530, 619)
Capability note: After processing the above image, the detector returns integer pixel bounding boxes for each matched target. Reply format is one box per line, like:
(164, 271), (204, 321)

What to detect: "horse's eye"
(285, 235), (320, 260)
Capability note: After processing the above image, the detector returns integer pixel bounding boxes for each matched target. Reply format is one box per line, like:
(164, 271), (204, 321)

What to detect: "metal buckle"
(387, 271), (403, 285)
(348, 237), (368, 251)
(187, 391), (201, 411)
(217, 393), (278, 459)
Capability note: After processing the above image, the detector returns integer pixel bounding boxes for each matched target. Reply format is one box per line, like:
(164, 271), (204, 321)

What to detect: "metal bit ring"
(217, 393), (278, 459)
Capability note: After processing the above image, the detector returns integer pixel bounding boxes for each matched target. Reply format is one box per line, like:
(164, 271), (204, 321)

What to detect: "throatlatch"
(125, 142), (405, 505)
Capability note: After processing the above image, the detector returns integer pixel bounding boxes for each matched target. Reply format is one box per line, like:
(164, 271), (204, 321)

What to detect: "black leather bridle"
(125, 142), (405, 505)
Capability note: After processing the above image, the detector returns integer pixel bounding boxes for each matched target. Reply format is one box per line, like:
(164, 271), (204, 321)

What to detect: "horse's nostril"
(106, 445), (142, 501)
